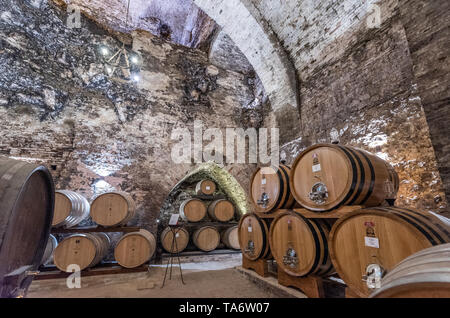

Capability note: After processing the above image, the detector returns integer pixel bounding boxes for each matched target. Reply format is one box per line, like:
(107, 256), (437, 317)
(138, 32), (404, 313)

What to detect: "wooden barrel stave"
(114, 229), (156, 268)
(192, 226), (220, 252)
(208, 199), (235, 222)
(238, 213), (271, 261)
(90, 192), (135, 227)
(53, 190), (90, 228)
(160, 227), (189, 254)
(0, 157), (54, 297)
(221, 226), (240, 250)
(179, 198), (207, 222)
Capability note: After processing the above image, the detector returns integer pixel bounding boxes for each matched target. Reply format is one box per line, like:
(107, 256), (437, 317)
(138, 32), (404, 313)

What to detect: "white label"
(206, 186), (210, 191)
(169, 214), (180, 226)
(261, 178), (266, 185)
(365, 237), (379, 248)
(175, 233), (180, 238)
(248, 226), (252, 233)
(312, 164), (321, 173)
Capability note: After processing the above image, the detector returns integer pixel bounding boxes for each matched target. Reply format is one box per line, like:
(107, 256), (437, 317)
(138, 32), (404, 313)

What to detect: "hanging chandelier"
(98, 0), (141, 82)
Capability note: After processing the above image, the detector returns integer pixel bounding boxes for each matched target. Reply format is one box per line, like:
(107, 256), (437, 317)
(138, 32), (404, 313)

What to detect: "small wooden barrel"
(0, 157), (54, 298)
(208, 199), (235, 222)
(53, 233), (110, 272)
(41, 234), (58, 265)
(114, 229), (156, 268)
(196, 179), (216, 195)
(193, 226), (220, 252)
(370, 243), (450, 298)
(238, 213), (271, 261)
(53, 190), (90, 228)
(90, 192), (135, 227)
(269, 211), (334, 277)
(329, 207), (450, 297)
(290, 144), (400, 212)
(160, 227), (190, 254)
(250, 164), (297, 213)
(221, 226), (240, 250)
(179, 198), (207, 222)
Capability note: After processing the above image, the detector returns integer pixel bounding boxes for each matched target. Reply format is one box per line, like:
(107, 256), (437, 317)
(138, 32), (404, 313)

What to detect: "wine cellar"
(0, 0), (449, 301)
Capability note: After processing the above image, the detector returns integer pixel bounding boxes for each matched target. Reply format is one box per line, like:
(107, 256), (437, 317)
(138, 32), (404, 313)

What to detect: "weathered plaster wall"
(0, 0), (261, 233)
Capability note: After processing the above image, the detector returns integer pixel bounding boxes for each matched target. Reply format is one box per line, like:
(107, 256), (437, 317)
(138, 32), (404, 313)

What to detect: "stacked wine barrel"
(239, 143), (450, 298)
(160, 179), (240, 254)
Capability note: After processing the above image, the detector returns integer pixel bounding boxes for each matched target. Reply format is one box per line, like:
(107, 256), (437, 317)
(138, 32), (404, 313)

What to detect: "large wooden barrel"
(0, 157), (54, 298)
(221, 226), (240, 250)
(208, 199), (235, 222)
(238, 213), (271, 261)
(41, 234), (58, 266)
(114, 229), (156, 268)
(269, 211), (334, 277)
(329, 207), (450, 297)
(90, 192), (135, 227)
(52, 190), (90, 228)
(196, 179), (216, 195)
(160, 227), (190, 254)
(370, 243), (450, 298)
(179, 199), (207, 222)
(290, 144), (399, 212)
(250, 164), (297, 213)
(53, 233), (110, 272)
(192, 226), (220, 252)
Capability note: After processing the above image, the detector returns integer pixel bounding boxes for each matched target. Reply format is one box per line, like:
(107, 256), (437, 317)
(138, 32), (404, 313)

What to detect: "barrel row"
(52, 190), (136, 228)
(179, 198), (235, 223)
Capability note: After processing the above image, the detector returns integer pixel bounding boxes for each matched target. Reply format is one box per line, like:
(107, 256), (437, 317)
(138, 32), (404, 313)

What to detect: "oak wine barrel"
(0, 157), (54, 298)
(160, 226), (189, 254)
(221, 226), (240, 250)
(179, 198), (207, 222)
(290, 144), (399, 212)
(269, 211), (334, 277)
(370, 243), (450, 298)
(196, 179), (216, 195)
(208, 199), (235, 222)
(192, 226), (220, 252)
(53, 190), (90, 228)
(250, 164), (297, 213)
(114, 229), (156, 268)
(90, 192), (135, 227)
(329, 207), (450, 297)
(41, 234), (58, 266)
(238, 213), (271, 261)
(53, 233), (110, 272)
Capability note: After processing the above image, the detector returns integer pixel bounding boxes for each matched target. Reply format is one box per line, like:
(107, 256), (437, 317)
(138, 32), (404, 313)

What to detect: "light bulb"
(132, 73), (140, 82)
(100, 46), (109, 56)
(130, 55), (139, 64)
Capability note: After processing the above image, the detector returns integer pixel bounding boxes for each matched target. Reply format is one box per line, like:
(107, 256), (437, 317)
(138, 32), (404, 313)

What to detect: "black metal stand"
(161, 226), (185, 288)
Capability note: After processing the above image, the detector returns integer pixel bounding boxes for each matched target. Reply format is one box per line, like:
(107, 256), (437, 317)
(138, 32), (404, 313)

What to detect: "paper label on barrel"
(312, 164), (321, 173)
(206, 186), (210, 190)
(169, 214), (180, 226)
(365, 237), (379, 248)
(175, 233), (179, 238)
(248, 226), (252, 233)
(261, 178), (266, 185)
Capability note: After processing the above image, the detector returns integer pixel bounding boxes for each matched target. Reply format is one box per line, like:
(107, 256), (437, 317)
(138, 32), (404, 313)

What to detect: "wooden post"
(278, 269), (325, 298)
(242, 257), (270, 277)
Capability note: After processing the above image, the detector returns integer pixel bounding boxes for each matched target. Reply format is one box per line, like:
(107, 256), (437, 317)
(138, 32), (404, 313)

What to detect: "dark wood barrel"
(290, 144), (400, 212)
(192, 226), (220, 252)
(160, 227), (189, 254)
(208, 199), (235, 222)
(329, 207), (450, 297)
(0, 157), (54, 298)
(53, 190), (90, 228)
(90, 192), (135, 227)
(53, 233), (110, 272)
(250, 164), (298, 213)
(269, 211), (334, 277)
(114, 229), (156, 268)
(196, 179), (216, 195)
(179, 199), (207, 222)
(238, 213), (271, 261)
(221, 226), (240, 250)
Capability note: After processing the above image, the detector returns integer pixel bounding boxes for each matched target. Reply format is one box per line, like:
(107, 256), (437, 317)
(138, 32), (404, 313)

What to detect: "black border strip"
(346, 147), (365, 205)
(279, 164), (292, 209)
(296, 214), (321, 276)
(357, 150), (376, 205)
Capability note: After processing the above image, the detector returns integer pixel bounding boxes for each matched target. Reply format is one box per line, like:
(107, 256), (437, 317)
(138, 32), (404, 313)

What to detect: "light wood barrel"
(53, 233), (110, 272)
(193, 226), (220, 252)
(329, 207), (450, 297)
(0, 157), (54, 298)
(290, 144), (400, 212)
(221, 226), (240, 250)
(196, 179), (216, 195)
(370, 243), (450, 298)
(90, 192), (135, 227)
(250, 164), (297, 213)
(53, 190), (90, 228)
(208, 199), (235, 222)
(160, 227), (189, 253)
(114, 229), (156, 268)
(269, 211), (334, 277)
(179, 199), (207, 222)
(41, 234), (58, 265)
(238, 213), (271, 261)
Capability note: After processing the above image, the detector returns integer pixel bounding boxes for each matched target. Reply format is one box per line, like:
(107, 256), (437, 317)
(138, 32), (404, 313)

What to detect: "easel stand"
(242, 257), (270, 277)
(161, 226), (185, 288)
(278, 270), (325, 298)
